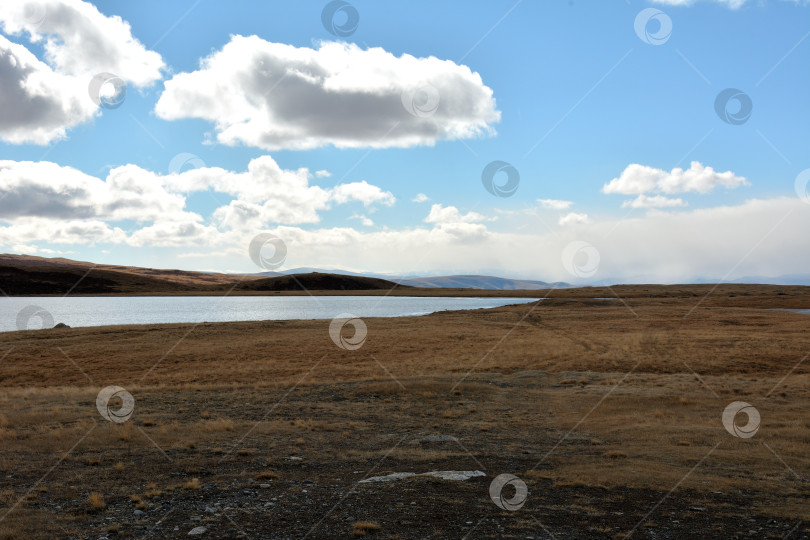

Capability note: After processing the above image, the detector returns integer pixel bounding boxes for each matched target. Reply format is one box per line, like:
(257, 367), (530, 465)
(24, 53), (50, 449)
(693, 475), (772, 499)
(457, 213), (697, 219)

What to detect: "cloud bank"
(1, 158), (807, 283)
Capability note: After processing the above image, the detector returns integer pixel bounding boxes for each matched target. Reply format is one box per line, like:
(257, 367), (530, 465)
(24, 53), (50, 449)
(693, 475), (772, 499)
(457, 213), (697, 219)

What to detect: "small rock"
(360, 470), (485, 483)
(425, 470), (486, 481)
(53, 322), (70, 329)
(188, 527), (206, 536)
(190, 515), (202, 521)
(259, 483), (271, 489)
(134, 509), (143, 516)
(204, 506), (216, 514)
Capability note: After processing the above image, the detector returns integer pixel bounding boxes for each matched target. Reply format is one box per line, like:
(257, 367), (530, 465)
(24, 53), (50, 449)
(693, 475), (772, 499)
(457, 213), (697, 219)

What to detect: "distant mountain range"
(252, 267), (570, 290)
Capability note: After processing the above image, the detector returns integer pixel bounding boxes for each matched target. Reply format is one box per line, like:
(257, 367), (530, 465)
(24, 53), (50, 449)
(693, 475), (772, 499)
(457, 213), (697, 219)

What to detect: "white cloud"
(622, 194), (687, 209)
(425, 204), (487, 224)
(412, 193), (430, 203)
(0, 0), (164, 85)
(155, 37), (500, 151)
(0, 160), (194, 222)
(0, 35), (95, 144)
(558, 212), (590, 226)
(0, 217), (128, 246)
(422, 204), (490, 241)
(349, 214), (374, 227)
(603, 162), (748, 203)
(0, 0), (165, 144)
(331, 181), (395, 207)
(315, 170), (331, 178)
(538, 198), (573, 210)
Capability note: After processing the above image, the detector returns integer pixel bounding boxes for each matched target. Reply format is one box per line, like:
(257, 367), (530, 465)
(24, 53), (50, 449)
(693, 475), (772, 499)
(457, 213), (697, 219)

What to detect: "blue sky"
(0, 0), (808, 282)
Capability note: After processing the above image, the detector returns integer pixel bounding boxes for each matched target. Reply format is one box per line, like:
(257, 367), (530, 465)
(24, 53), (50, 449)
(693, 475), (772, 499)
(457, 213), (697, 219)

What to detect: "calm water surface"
(778, 309), (810, 315)
(0, 296), (537, 332)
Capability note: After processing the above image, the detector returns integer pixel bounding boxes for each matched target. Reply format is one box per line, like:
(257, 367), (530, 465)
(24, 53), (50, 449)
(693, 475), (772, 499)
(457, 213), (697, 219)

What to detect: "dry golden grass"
(254, 471), (279, 481)
(182, 478), (201, 490)
(87, 492), (105, 511)
(1, 286), (808, 536)
(352, 521), (380, 536)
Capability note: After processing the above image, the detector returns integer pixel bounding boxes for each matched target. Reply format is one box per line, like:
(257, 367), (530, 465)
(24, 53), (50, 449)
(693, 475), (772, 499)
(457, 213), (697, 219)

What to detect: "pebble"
(188, 526), (207, 536)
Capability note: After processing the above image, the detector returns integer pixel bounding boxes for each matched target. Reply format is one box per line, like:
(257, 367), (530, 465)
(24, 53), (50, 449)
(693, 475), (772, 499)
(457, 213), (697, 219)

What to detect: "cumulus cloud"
(0, 0), (165, 144)
(538, 198), (573, 210)
(558, 212), (590, 226)
(331, 181), (395, 207)
(425, 204), (487, 224)
(422, 204), (490, 241)
(349, 214), (374, 227)
(155, 37), (500, 151)
(603, 162), (748, 209)
(0, 0), (164, 84)
(0, 36), (95, 144)
(412, 193), (430, 203)
(0, 160), (193, 222)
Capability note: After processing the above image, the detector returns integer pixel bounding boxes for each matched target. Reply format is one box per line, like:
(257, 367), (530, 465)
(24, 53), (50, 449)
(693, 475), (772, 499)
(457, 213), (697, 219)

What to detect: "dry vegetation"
(0, 285), (808, 538)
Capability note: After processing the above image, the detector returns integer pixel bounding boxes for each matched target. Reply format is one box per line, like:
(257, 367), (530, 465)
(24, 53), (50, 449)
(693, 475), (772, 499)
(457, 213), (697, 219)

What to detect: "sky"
(0, 0), (808, 284)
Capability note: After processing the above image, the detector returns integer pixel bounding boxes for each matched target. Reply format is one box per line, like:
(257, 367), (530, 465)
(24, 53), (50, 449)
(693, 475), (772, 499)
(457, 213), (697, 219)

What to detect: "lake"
(779, 309), (810, 315)
(1, 296), (538, 332)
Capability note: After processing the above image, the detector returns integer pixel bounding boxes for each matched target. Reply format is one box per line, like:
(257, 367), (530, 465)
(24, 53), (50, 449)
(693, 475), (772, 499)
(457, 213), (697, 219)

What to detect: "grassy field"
(0, 285), (808, 538)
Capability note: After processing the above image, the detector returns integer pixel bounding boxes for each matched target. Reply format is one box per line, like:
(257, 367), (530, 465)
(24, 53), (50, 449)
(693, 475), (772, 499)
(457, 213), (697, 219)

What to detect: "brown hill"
(0, 264), (197, 295)
(0, 253), (252, 287)
(229, 272), (408, 292)
(0, 255), (408, 295)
